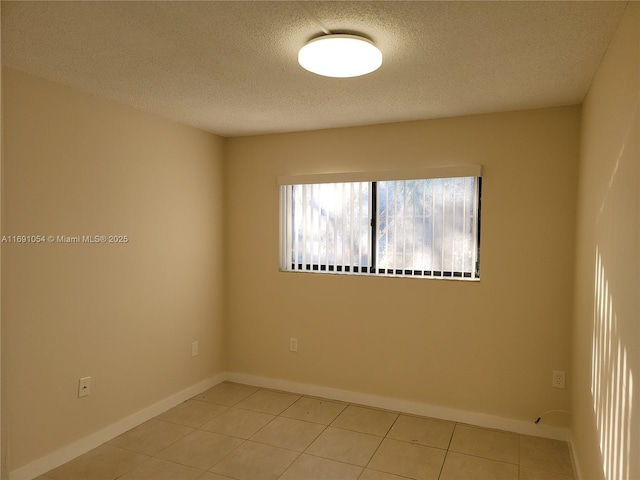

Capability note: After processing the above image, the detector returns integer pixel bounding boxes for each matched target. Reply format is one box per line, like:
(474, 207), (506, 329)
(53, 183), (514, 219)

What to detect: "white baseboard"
(9, 373), (226, 480)
(569, 436), (584, 480)
(227, 372), (571, 442)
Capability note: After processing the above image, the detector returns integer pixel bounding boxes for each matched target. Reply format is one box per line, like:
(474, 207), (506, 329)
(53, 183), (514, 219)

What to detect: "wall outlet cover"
(553, 370), (566, 389)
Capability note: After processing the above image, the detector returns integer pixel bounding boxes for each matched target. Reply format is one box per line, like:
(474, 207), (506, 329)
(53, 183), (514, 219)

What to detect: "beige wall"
(572, 3), (639, 480)
(1, 68), (226, 470)
(226, 106), (579, 425)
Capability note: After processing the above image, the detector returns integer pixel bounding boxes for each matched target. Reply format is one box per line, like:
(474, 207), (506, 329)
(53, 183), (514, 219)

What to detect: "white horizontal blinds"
(280, 167), (481, 279)
(286, 182), (370, 273)
(375, 177), (479, 278)
(277, 165), (482, 186)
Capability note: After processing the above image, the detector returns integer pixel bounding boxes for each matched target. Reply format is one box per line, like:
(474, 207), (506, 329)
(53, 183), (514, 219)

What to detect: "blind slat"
(441, 179), (446, 272)
(302, 185), (307, 268)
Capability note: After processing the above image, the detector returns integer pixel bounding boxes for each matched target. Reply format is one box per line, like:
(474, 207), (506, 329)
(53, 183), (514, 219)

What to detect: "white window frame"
(279, 165), (482, 280)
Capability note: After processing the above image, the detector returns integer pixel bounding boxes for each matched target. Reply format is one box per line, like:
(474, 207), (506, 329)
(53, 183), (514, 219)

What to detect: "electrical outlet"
(78, 377), (91, 397)
(191, 341), (199, 357)
(289, 337), (298, 352)
(553, 370), (566, 389)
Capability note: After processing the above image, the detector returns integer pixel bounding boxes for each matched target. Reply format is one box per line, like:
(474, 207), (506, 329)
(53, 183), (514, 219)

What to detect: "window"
(279, 166), (482, 280)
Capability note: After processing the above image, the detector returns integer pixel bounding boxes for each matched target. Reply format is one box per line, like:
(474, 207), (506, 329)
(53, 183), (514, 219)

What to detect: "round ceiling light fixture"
(298, 34), (382, 78)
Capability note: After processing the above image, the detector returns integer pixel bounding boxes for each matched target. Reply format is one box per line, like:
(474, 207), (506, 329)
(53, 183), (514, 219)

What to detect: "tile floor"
(38, 382), (575, 480)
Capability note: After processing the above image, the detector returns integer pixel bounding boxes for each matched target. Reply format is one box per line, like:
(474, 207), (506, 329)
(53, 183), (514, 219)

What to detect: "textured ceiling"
(1, 1), (628, 137)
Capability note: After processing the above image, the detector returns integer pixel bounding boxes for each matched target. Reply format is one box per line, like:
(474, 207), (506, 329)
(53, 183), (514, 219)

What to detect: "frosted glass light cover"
(298, 34), (382, 78)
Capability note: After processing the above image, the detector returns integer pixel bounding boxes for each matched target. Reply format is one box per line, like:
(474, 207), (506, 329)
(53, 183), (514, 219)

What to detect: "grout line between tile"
(437, 449), (450, 480)
(298, 451), (373, 471)
(361, 432), (386, 473)
(206, 437), (249, 473)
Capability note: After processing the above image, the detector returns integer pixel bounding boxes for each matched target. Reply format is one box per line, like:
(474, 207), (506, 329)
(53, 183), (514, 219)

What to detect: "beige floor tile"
(40, 383), (577, 480)
(108, 420), (193, 455)
(209, 441), (298, 480)
(449, 425), (519, 464)
(250, 416), (325, 451)
(193, 382), (259, 406)
(331, 405), (398, 436)
(117, 457), (205, 480)
(234, 389), (301, 415)
(306, 427), (382, 467)
(201, 407), (275, 439)
(156, 430), (244, 470)
(439, 452), (518, 480)
(282, 396), (348, 424)
(156, 400), (229, 428)
(195, 472), (236, 480)
(520, 466), (575, 480)
(45, 445), (148, 480)
(280, 454), (363, 480)
(520, 436), (574, 476)
(387, 414), (455, 449)
(368, 438), (446, 480)
(358, 469), (411, 480)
